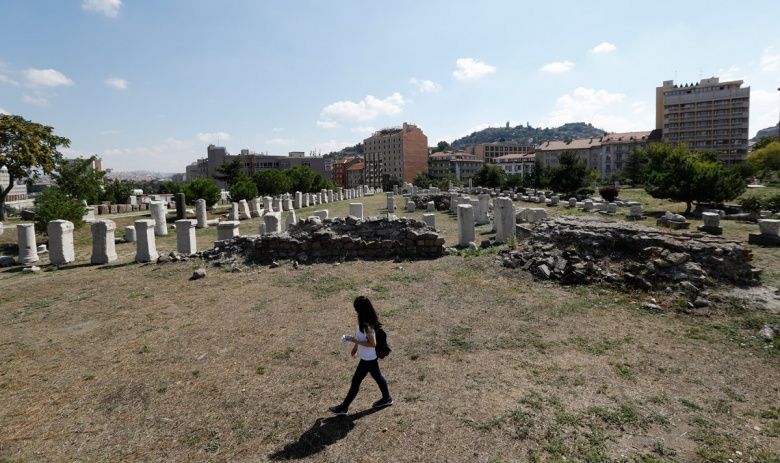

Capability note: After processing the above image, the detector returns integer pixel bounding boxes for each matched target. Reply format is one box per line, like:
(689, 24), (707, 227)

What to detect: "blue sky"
(1, 0), (779, 172)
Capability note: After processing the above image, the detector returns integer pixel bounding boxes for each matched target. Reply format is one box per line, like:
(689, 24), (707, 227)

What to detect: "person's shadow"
(269, 408), (380, 460)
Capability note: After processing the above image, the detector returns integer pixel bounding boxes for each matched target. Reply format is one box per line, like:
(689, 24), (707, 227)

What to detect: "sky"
(1, 0), (779, 173)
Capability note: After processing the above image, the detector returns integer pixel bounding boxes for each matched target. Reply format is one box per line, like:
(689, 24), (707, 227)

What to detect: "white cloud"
(82, 0), (122, 17)
(752, 89), (780, 133)
(319, 92), (406, 123)
(196, 131), (232, 143)
(540, 61), (575, 73)
(267, 138), (295, 145)
(543, 87), (652, 132)
(760, 46), (780, 71)
(409, 77), (441, 93)
(0, 74), (19, 86)
(272, 127), (285, 132)
(590, 42), (616, 54)
(452, 58), (496, 81)
(105, 77), (128, 90)
(716, 65), (743, 82)
(316, 120), (340, 129)
(350, 126), (376, 134)
(0, 108), (8, 115)
(312, 140), (351, 154)
(102, 137), (195, 172)
(22, 93), (49, 106)
(24, 68), (74, 87)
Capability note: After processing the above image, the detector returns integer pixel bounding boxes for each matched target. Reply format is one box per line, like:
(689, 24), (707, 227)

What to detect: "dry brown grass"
(1, 193), (779, 462)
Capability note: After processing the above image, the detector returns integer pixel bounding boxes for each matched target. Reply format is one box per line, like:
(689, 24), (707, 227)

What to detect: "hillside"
(450, 122), (607, 149)
(752, 124), (779, 142)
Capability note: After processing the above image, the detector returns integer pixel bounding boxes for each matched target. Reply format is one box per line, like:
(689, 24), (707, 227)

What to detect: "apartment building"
(185, 145), (329, 187)
(495, 152), (536, 177)
(346, 161), (365, 188)
(333, 156), (363, 188)
(656, 77), (750, 163)
(363, 123), (428, 187)
(427, 151), (484, 181)
(535, 130), (661, 178)
(465, 142), (534, 164)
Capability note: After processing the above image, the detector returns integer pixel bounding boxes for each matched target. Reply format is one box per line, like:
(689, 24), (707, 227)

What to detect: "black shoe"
(329, 405), (348, 416)
(372, 397), (394, 409)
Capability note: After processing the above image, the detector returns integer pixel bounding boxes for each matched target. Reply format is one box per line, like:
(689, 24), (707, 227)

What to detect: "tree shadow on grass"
(268, 408), (380, 460)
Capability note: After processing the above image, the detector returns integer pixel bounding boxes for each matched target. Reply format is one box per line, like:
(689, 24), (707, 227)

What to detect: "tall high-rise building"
(656, 77), (750, 163)
(465, 142), (534, 164)
(363, 123), (428, 187)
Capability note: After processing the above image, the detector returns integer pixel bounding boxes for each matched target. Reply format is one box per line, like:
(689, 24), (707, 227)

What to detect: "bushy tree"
(34, 187), (85, 235)
(505, 173), (524, 189)
(412, 172), (432, 188)
(747, 141), (780, 182)
(599, 186), (619, 202)
(431, 141), (452, 153)
(382, 176), (402, 192)
(229, 176), (258, 202)
(51, 155), (106, 204)
(752, 135), (779, 152)
(253, 169), (292, 196)
(644, 143), (745, 213)
(215, 157), (244, 187)
(0, 114), (70, 220)
(526, 158), (550, 189)
(285, 166), (332, 192)
(546, 151), (590, 197)
(157, 180), (181, 194)
(100, 179), (133, 204)
(183, 177), (221, 207)
(472, 165), (507, 188)
(622, 147), (649, 185)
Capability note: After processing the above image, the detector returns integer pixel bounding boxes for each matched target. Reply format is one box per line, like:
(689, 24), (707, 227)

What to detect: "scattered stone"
(480, 239), (492, 249)
(22, 266), (41, 274)
(0, 256), (15, 267)
(269, 261), (280, 268)
(758, 325), (776, 341)
(191, 268), (207, 280)
(292, 261), (299, 270)
(692, 297), (710, 308)
(640, 302), (664, 313)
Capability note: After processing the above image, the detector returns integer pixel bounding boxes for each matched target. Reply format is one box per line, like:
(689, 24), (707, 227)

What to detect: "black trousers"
(341, 359), (390, 408)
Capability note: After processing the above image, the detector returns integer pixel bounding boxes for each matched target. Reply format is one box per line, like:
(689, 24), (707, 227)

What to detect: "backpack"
(375, 326), (392, 359)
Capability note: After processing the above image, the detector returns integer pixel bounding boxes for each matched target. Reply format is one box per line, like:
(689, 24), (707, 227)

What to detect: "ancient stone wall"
(409, 194), (449, 211)
(206, 217), (445, 264)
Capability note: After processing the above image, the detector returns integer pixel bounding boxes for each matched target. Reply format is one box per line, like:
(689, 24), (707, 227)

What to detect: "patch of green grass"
(255, 366), (266, 375)
(647, 393), (669, 405)
(273, 349), (293, 360)
(191, 370), (200, 378)
(139, 344), (151, 354)
(572, 335), (633, 355)
(157, 385), (167, 394)
(82, 374), (95, 381)
(24, 299), (52, 311)
(680, 398), (702, 410)
(588, 404), (646, 430)
(252, 298), (273, 312)
(611, 362), (636, 381)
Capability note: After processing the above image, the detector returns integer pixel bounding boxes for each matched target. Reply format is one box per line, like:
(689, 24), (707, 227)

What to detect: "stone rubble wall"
(205, 216), (445, 264)
(409, 194), (450, 211)
(502, 216), (758, 288)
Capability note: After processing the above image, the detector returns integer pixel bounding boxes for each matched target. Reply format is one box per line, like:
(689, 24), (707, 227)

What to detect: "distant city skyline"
(0, 0), (778, 172)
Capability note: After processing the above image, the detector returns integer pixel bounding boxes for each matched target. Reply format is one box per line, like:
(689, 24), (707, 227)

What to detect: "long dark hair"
(354, 296), (381, 332)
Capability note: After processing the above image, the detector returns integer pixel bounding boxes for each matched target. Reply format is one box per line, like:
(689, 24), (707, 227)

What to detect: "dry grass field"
(1, 191), (779, 462)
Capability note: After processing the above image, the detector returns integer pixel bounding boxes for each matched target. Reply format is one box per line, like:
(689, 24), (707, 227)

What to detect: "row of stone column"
(455, 197), (517, 247)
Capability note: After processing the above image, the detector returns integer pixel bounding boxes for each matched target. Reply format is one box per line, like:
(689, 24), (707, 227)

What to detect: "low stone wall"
(503, 216), (759, 288)
(205, 216), (445, 264)
(409, 194), (450, 211)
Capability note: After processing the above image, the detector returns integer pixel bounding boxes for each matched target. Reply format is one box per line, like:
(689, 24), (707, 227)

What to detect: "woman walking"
(329, 296), (393, 415)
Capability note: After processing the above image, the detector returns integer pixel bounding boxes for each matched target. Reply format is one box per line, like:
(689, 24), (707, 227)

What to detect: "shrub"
(762, 193), (780, 212)
(599, 186), (620, 202)
(229, 176), (259, 202)
(183, 178), (221, 208)
(34, 187), (86, 235)
(575, 187), (595, 199)
(738, 195), (763, 213)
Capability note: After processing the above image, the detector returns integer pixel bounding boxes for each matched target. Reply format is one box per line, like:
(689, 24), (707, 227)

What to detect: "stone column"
(285, 210), (297, 230)
(568, 197), (577, 208)
(476, 194), (490, 225)
(283, 198), (294, 211)
(549, 195), (559, 206)
(303, 193), (310, 208)
(273, 197), (282, 212)
(90, 220), (117, 265)
(386, 192), (394, 212)
(295, 191), (303, 209)
(628, 204), (643, 218)
(175, 192), (186, 220)
(457, 204), (475, 247)
(217, 221), (240, 240)
(422, 213), (436, 229)
(239, 199), (252, 220)
(494, 197), (515, 244)
(124, 226), (137, 242)
(47, 220), (74, 265)
(349, 203), (364, 220)
(176, 219), (197, 255)
(427, 201), (435, 212)
(450, 193), (460, 213)
(16, 223), (39, 264)
(134, 219), (158, 262)
(264, 212), (282, 234)
(196, 199), (208, 228)
(150, 201), (168, 236)
(758, 219), (780, 235)
(263, 196), (274, 212)
(583, 200), (594, 212)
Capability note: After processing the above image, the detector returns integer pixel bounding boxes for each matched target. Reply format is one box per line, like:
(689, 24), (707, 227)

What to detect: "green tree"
(182, 177), (221, 207)
(546, 151), (590, 196)
(412, 172), (432, 188)
(215, 157), (244, 187)
(51, 155), (106, 204)
(645, 143), (745, 213)
(472, 164), (507, 188)
(747, 141), (780, 181)
(253, 169), (292, 196)
(100, 179), (133, 204)
(229, 176), (258, 202)
(0, 114), (70, 220)
(526, 158), (550, 189)
(752, 135), (779, 152)
(622, 147), (649, 185)
(157, 180), (181, 194)
(431, 141), (452, 153)
(284, 166), (331, 193)
(505, 173), (524, 189)
(34, 187), (86, 234)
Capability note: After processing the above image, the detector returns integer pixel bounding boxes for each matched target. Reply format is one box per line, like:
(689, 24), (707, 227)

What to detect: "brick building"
(363, 123), (428, 187)
(333, 156), (363, 188)
(346, 161), (365, 188)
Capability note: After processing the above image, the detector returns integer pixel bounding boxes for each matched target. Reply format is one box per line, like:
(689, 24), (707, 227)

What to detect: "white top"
(356, 325), (377, 361)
